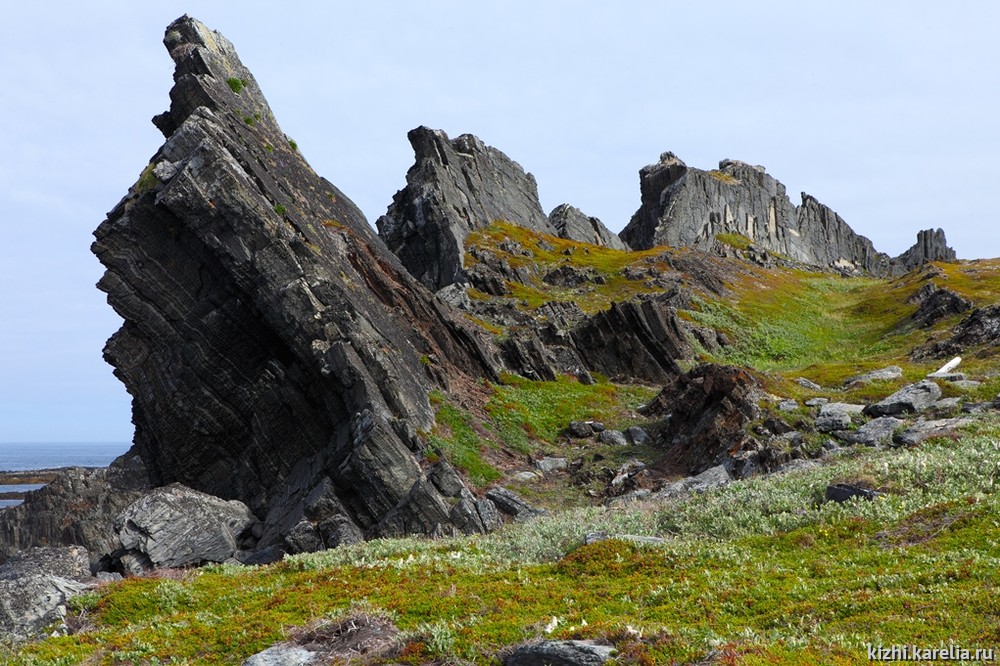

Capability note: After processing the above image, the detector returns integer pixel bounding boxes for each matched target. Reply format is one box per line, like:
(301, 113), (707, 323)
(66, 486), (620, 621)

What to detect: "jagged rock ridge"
(90, 16), (505, 547)
(377, 127), (627, 291)
(619, 153), (956, 275)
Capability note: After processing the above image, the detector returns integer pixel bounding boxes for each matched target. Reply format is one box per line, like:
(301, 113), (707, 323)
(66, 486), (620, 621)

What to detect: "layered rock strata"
(91, 16), (503, 546)
(377, 128), (627, 291)
(619, 153), (956, 275)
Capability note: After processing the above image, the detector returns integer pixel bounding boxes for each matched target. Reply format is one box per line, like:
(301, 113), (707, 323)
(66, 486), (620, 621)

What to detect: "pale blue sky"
(1, 1), (997, 442)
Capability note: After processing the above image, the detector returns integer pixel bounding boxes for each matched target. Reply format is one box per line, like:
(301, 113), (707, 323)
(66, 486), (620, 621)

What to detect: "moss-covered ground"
(6, 418), (999, 664)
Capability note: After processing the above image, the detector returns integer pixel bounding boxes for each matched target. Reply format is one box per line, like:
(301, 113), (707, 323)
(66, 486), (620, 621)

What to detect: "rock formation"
(0, 547), (92, 640)
(619, 153), (956, 275)
(377, 128), (627, 291)
(548, 204), (628, 250)
(90, 16), (504, 550)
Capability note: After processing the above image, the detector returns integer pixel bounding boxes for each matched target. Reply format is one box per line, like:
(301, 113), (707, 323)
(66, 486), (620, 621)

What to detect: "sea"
(0, 442), (130, 508)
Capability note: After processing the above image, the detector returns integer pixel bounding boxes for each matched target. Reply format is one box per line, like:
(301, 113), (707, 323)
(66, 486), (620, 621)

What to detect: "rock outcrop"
(0, 454), (148, 570)
(377, 127), (557, 291)
(0, 547), (91, 640)
(548, 204), (628, 250)
(619, 153), (956, 276)
(90, 16), (503, 550)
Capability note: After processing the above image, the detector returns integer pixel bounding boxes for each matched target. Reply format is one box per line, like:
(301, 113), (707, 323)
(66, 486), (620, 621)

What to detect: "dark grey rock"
(816, 410), (852, 433)
(92, 16), (504, 548)
(893, 418), (973, 447)
(588, 421), (606, 433)
(891, 229), (957, 275)
(906, 283), (971, 329)
(0, 458), (148, 570)
(796, 377), (823, 391)
(112, 483), (258, 573)
(377, 126), (555, 290)
(844, 366), (903, 386)
(506, 639), (615, 666)
(284, 519), (323, 555)
(778, 399), (799, 412)
(805, 397), (830, 407)
(933, 397), (963, 411)
(625, 426), (650, 446)
(485, 487), (546, 522)
(826, 483), (879, 503)
(863, 380), (943, 417)
(833, 416), (905, 447)
(915, 304), (1000, 359)
(567, 421), (594, 438)
(548, 204), (628, 250)
(598, 430), (628, 447)
(318, 514), (365, 548)
(476, 498), (504, 532)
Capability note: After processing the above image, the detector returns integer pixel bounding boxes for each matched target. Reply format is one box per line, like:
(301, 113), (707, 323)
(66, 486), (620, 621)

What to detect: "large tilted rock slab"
(863, 380), (942, 417)
(506, 640), (615, 665)
(619, 152), (956, 276)
(91, 16), (503, 548)
(548, 204), (628, 250)
(0, 547), (92, 640)
(110, 484), (258, 574)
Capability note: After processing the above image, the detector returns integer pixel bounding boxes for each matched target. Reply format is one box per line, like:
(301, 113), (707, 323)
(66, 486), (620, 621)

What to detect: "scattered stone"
(511, 471), (541, 482)
(610, 459), (647, 490)
(778, 399), (798, 412)
(625, 426), (650, 446)
(598, 430), (628, 447)
(893, 418), (973, 447)
(588, 421), (606, 433)
(821, 402), (865, 415)
(486, 488), (546, 522)
(826, 483), (879, 503)
(805, 397), (830, 407)
(110, 483), (258, 574)
(583, 532), (665, 546)
(816, 410), (852, 433)
(655, 465), (731, 498)
(796, 377), (823, 391)
(844, 366), (902, 386)
(506, 639), (616, 666)
(242, 646), (317, 666)
(567, 421), (594, 438)
(950, 380), (982, 391)
(933, 397), (963, 411)
(863, 381), (943, 417)
(535, 457), (569, 475)
(833, 417), (905, 447)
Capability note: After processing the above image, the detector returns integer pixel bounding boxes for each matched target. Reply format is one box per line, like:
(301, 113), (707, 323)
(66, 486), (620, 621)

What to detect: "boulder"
(655, 465), (731, 498)
(506, 640), (616, 666)
(625, 426), (650, 446)
(833, 417), (905, 447)
(548, 204), (628, 250)
(0, 547), (91, 640)
(815, 410), (852, 433)
(111, 483), (258, 573)
(643, 363), (762, 474)
(377, 126), (555, 290)
(893, 418), (973, 447)
(535, 457), (569, 474)
(863, 381), (942, 417)
(598, 430), (628, 447)
(485, 487), (546, 522)
(242, 647), (317, 666)
(92, 16), (503, 544)
(844, 366), (902, 386)
(906, 284), (971, 329)
(826, 483), (879, 503)
(567, 421), (594, 438)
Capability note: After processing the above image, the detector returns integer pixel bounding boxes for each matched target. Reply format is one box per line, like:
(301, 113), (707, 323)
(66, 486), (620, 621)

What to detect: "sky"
(0, 1), (997, 443)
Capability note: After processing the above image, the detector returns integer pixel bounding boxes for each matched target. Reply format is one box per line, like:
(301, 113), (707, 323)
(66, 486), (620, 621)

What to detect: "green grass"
(426, 393), (501, 487)
(716, 232), (753, 250)
(8, 418), (1000, 664)
(226, 77), (246, 94)
(134, 163), (158, 193)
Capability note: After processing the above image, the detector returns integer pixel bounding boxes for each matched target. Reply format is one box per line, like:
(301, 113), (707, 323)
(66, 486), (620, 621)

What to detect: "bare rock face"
(377, 126), (557, 290)
(91, 16), (503, 548)
(619, 153), (956, 276)
(548, 204), (628, 250)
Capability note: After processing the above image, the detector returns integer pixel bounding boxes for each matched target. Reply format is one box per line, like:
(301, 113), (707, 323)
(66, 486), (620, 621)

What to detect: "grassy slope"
(8, 230), (1000, 664)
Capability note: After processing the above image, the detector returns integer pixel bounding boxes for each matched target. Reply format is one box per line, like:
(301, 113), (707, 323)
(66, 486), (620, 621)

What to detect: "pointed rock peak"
(658, 151), (686, 168)
(891, 228), (958, 275)
(548, 204), (628, 250)
(378, 126), (555, 291)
